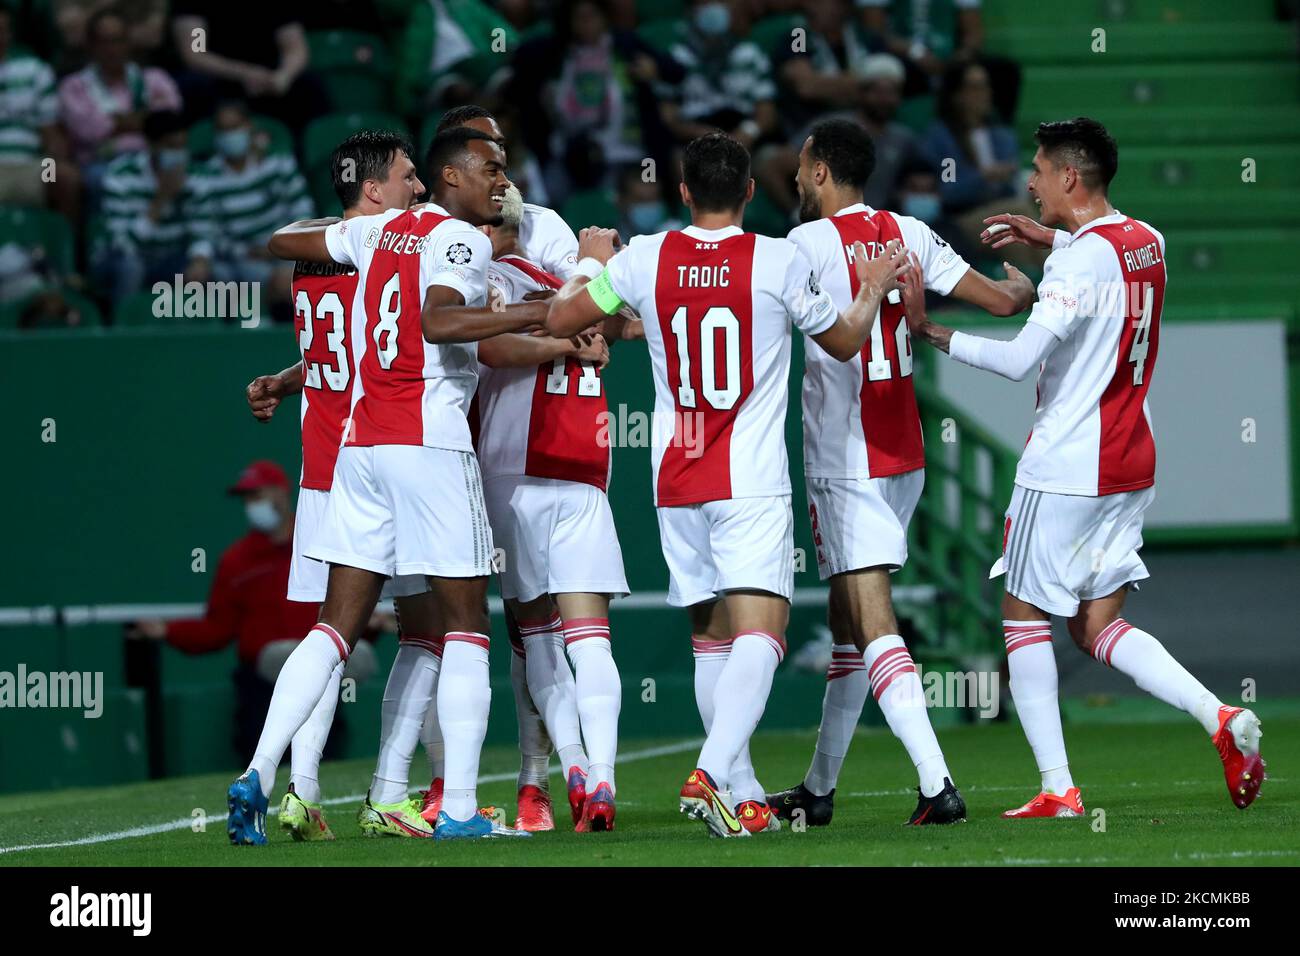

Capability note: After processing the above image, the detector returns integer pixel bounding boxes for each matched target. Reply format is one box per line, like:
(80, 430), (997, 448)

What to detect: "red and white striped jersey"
(520, 202), (580, 279)
(787, 203), (970, 479)
(601, 225), (837, 506)
(1018, 212), (1165, 496)
(474, 254), (611, 490)
(324, 203), (492, 451)
(291, 260), (361, 490)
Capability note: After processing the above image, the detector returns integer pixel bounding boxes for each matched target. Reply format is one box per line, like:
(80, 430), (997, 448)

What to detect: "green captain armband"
(585, 270), (625, 315)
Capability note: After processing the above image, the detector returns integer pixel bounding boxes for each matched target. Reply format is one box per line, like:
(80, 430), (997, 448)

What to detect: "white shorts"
(806, 470), (924, 579)
(289, 486), (433, 601)
(656, 495), (794, 607)
(308, 444), (494, 579)
(484, 475), (628, 602)
(287, 487), (330, 602)
(993, 484), (1154, 618)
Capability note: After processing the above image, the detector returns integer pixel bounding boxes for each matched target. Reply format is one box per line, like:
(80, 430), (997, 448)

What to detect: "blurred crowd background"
(0, 0), (1068, 329)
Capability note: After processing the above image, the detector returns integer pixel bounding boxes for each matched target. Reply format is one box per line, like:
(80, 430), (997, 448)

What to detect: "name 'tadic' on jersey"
(602, 225), (837, 506)
(1018, 213), (1165, 496)
(474, 254), (611, 490)
(324, 204), (492, 451)
(788, 203), (970, 479)
(292, 259), (361, 490)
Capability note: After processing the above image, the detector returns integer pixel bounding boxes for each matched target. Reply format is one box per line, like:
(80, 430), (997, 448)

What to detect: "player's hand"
(1001, 261), (1037, 312)
(130, 619), (168, 639)
(899, 252), (928, 332)
(246, 374), (284, 422)
(572, 333), (609, 368)
(853, 239), (907, 298)
(981, 213), (1054, 250)
(578, 226), (621, 265)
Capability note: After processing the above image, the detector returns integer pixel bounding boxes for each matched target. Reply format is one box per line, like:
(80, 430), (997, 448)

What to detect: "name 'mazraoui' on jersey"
(323, 204), (492, 452)
(600, 225), (837, 507)
(788, 203), (971, 480)
(474, 254), (611, 490)
(292, 259), (361, 491)
(1017, 212), (1166, 497)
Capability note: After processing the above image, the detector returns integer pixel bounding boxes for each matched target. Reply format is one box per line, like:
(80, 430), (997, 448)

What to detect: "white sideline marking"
(0, 738), (703, 855)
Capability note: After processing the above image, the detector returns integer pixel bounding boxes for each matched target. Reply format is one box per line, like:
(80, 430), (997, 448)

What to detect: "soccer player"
(225, 126), (545, 844)
(420, 105), (589, 822)
(767, 118), (1037, 826)
(243, 130), (443, 841)
(546, 132), (908, 837)
(904, 117), (1264, 816)
(474, 184), (631, 831)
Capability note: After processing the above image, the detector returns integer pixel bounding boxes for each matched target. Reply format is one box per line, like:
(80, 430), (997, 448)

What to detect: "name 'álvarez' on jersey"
(474, 255), (611, 490)
(1015, 213), (1165, 497)
(292, 259), (358, 490)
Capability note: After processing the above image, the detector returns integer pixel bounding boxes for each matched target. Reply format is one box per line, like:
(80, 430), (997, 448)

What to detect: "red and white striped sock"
(1093, 619), (1222, 735)
(438, 632), (492, 821)
(288, 659), (344, 804)
(804, 643), (869, 797)
(370, 634), (442, 804)
(696, 631), (784, 788)
(865, 635), (950, 798)
(1004, 620), (1073, 795)
(248, 624), (349, 798)
(564, 617), (621, 791)
(518, 612), (583, 781)
(419, 637), (446, 781)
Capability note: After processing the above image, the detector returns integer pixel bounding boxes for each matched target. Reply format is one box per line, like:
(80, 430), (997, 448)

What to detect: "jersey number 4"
(669, 305), (741, 410)
(295, 288), (349, 391)
(1128, 285), (1154, 386)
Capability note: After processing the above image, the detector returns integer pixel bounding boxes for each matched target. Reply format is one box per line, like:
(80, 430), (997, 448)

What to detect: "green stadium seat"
(188, 115), (294, 159)
(1015, 105), (1300, 150)
(0, 205), (75, 276)
(981, 0), (1275, 27)
(751, 14), (804, 54)
(307, 30), (395, 113)
(1160, 229), (1297, 277)
(636, 0), (686, 23)
(1018, 63), (1300, 118)
(742, 184), (791, 239)
(638, 18), (682, 53)
(896, 94), (935, 135)
(985, 22), (1294, 66)
(112, 290), (168, 327)
(303, 111), (409, 214)
(560, 189), (620, 233)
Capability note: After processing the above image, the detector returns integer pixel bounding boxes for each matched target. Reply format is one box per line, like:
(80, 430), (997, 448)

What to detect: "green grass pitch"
(3, 719), (1295, 866)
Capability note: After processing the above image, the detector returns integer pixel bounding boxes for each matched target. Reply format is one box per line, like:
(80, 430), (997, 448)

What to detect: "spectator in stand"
(614, 163), (682, 240)
(170, 1), (327, 132)
(658, 0), (780, 155)
(921, 59), (1040, 269)
(0, 8), (80, 217)
(94, 110), (214, 305)
(130, 460), (375, 758)
(190, 100), (313, 323)
(508, 0), (682, 203)
(393, 0), (518, 116)
(59, 6), (183, 197)
(856, 0), (1021, 122)
(53, 0), (169, 68)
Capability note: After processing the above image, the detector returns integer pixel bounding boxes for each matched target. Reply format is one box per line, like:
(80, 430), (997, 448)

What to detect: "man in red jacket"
(133, 460), (333, 755)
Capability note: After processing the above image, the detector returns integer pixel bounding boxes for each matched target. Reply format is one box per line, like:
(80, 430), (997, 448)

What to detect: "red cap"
(227, 459), (289, 495)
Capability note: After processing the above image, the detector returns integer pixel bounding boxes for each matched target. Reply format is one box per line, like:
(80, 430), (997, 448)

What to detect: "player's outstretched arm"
(421, 285), (549, 344)
(980, 213), (1059, 250)
(479, 331), (606, 368)
(811, 239), (907, 361)
(545, 227), (623, 338)
(950, 260), (1037, 317)
(245, 361), (304, 422)
(266, 217), (342, 263)
(902, 253), (1058, 380)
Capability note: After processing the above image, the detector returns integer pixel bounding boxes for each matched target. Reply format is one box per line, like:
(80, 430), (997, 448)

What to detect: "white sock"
(509, 629), (554, 789)
(865, 635), (950, 798)
(419, 639), (445, 782)
(1004, 621), (1074, 795)
(438, 633), (491, 821)
(697, 632), (783, 786)
(370, 637), (441, 804)
(1094, 619), (1223, 735)
(519, 613), (583, 785)
(804, 643), (868, 796)
(564, 617), (621, 792)
(288, 660), (344, 803)
(691, 636), (730, 730)
(248, 624), (349, 798)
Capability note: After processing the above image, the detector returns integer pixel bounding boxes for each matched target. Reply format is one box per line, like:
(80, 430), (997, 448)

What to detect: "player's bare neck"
(821, 187), (863, 219)
(1062, 195), (1116, 234)
(690, 209), (744, 232)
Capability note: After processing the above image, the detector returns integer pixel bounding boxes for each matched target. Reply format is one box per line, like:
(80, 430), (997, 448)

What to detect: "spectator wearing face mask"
(94, 109), (214, 306)
(129, 460), (376, 757)
(189, 99), (313, 323)
(614, 163), (682, 239)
